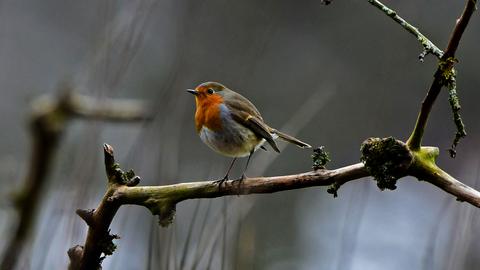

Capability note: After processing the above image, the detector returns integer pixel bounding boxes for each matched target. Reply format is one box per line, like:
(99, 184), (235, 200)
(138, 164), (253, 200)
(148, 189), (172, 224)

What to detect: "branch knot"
(360, 137), (413, 190)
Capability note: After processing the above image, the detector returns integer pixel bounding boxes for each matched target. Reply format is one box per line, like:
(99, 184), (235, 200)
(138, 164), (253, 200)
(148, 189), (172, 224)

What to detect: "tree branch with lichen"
(67, 1), (480, 268)
(0, 84), (151, 270)
(326, 0), (445, 60)
(407, 0), (475, 152)
(362, 0), (471, 154)
(366, 0), (444, 60)
(69, 137), (480, 269)
(67, 144), (368, 270)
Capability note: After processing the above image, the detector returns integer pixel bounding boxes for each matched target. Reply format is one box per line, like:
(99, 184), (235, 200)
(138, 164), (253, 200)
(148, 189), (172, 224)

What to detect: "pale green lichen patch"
(141, 197), (177, 227)
(438, 57), (458, 86)
(413, 146), (439, 166)
(408, 146), (442, 183)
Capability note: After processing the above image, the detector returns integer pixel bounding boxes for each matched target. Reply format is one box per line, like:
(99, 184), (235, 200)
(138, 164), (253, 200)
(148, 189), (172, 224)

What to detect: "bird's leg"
(241, 151), (253, 179)
(213, 157), (237, 185)
(233, 150), (254, 192)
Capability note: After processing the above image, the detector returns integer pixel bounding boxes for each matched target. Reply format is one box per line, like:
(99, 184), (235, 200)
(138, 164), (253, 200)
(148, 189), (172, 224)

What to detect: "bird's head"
(187, 82), (228, 104)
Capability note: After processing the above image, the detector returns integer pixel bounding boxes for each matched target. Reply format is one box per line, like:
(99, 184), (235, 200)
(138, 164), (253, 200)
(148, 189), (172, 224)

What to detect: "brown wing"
(222, 89), (263, 119)
(223, 90), (280, 153)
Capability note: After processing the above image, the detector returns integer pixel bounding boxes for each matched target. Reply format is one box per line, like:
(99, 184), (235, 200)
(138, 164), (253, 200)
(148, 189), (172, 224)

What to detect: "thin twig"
(407, 0), (477, 150)
(367, 0), (443, 60)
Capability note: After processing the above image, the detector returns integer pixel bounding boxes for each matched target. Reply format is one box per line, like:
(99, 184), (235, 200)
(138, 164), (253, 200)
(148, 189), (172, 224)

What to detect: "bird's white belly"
(199, 124), (264, 157)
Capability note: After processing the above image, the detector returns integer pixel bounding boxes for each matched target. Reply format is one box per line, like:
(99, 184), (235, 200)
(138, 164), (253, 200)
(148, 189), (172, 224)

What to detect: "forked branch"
(407, 0), (476, 150)
(69, 140), (480, 269)
(66, 1), (479, 269)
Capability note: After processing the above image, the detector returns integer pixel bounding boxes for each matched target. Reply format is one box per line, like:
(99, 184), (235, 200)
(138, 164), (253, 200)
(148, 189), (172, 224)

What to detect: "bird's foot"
(213, 175), (229, 186)
(232, 174), (247, 195)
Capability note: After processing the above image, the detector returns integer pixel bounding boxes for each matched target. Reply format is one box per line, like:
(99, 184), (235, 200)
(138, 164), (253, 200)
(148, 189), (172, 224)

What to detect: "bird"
(187, 81), (311, 185)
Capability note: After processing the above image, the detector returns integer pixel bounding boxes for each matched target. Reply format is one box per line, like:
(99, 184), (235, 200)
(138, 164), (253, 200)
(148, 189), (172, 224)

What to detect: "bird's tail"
(270, 129), (311, 149)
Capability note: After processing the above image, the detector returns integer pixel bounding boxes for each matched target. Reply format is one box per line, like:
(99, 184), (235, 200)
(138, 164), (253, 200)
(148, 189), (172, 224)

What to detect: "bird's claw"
(212, 174), (246, 194)
(213, 175), (229, 186)
(232, 174), (247, 194)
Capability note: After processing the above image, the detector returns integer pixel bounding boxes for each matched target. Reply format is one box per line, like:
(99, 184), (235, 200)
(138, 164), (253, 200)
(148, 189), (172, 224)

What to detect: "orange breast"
(195, 95), (224, 133)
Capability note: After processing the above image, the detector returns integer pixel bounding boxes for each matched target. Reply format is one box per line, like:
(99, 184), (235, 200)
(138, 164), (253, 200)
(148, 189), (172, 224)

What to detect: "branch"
(413, 161), (480, 207)
(70, 140), (480, 269)
(447, 79), (467, 157)
(1, 86), (150, 270)
(114, 163), (368, 222)
(32, 90), (151, 123)
(367, 0), (443, 60)
(68, 144), (127, 270)
(67, 2), (479, 268)
(117, 146), (480, 211)
(61, 92), (152, 122)
(68, 144), (368, 269)
(407, 0), (476, 150)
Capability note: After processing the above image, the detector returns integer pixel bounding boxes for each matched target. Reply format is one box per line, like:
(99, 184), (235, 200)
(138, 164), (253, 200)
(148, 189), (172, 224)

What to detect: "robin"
(188, 81), (311, 184)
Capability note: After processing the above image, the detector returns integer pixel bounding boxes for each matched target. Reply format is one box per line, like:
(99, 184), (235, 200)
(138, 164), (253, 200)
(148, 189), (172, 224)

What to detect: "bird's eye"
(207, 88), (215, 94)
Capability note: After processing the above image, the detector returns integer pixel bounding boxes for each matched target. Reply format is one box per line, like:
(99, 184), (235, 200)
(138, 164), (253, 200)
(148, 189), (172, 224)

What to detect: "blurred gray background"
(0, 0), (479, 269)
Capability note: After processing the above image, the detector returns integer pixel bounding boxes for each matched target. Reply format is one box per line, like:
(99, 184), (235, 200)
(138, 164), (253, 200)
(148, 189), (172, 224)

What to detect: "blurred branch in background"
(0, 84), (151, 270)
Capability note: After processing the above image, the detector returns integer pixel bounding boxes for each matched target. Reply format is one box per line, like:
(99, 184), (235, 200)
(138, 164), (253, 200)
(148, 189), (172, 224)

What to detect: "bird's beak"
(187, 89), (198, 96)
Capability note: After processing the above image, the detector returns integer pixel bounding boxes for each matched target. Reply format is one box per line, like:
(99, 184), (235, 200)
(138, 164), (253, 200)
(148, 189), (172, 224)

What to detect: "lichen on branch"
(312, 146), (331, 170)
(448, 83), (467, 158)
(437, 58), (467, 158)
(407, 0), (476, 151)
(67, 1), (480, 268)
(366, 0), (443, 60)
(68, 144), (143, 270)
(69, 136), (480, 269)
(360, 137), (412, 190)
